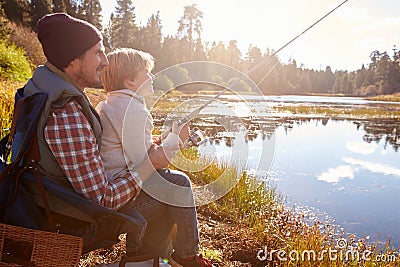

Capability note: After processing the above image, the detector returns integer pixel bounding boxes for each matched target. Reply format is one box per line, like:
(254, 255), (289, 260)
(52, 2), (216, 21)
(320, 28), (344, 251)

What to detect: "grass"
(365, 93), (400, 102)
(273, 104), (400, 118)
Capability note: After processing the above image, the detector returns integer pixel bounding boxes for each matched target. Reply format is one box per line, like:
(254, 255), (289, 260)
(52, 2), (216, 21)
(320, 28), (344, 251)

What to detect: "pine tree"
(192, 38), (206, 62)
(177, 4), (203, 58)
(226, 40), (242, 70)
(30, 0), (52, 28)
(65, 0), (80, 18)
(79, 0), (102, 30)
(323, 66), (335, 93)
(244, 45), (265, 92)
(158, 36), (180, 70)
(103, 12), (115, 51)
(1, 0), (29, 24)
(353, 65), (367, 93)
(52, 0), (66, 13)
(110, 0), (138, 48)
(140, 12), (162, 64)
(375, 52), (397, 94)
(207, 41), (227, 64)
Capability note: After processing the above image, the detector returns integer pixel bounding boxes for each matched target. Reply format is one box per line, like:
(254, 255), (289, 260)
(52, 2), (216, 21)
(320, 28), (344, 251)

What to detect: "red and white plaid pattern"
(44, 100), (142, 210)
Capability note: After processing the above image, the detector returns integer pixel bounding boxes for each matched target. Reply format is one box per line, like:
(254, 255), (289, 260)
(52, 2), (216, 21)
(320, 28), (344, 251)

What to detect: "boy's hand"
(147, 143), (177, 169)
(178, 121), (190, 144)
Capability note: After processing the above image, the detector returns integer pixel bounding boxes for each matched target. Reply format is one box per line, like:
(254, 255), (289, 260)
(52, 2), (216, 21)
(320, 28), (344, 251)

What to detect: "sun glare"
(101, 0), (400, 71)
(198, 1), (298, 51)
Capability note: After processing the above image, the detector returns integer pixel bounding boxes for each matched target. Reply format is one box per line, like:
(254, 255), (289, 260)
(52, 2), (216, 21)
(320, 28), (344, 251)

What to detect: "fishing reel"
(185, 127), (207, 147)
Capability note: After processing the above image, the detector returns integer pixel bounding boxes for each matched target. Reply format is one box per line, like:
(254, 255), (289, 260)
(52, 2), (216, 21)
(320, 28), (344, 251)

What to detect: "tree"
(323, 66), (335, 93)
(244, 45), (262, 88)
(177, 4), (203, 58)
(283, 59), (300, 93)
(103, 12), (115, 51)
(157, 36), (180, 70)
(226, 40), (242, 70)
(192, 38), (207, 61)
(78, 0), (102, 30)
(176, 37), (192, 63)
(153, 74), (173, 92)
(110, 0), (138, 48)
(331, 71), (345, 94)
(139, 12), (163, 66)
(297, 70), (312, 94)
(375, 52), (398, 94)
(163, 65), (190, 86)
(30, 0), (52, 28)
(65, 0), (81, 17)
(369, 50), (382, 72)
(207, 41), (227, 64)
(52, 0), (66, 13)
(1, 0), (29, 24)
(354, 64), (367, 91)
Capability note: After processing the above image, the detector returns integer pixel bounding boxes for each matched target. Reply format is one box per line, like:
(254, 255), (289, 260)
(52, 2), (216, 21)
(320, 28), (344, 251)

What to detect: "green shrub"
(0, 40), (32, 82)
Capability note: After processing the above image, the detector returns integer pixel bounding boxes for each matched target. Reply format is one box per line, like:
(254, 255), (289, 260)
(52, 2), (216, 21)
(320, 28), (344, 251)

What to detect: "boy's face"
(135, 69), (155, 96)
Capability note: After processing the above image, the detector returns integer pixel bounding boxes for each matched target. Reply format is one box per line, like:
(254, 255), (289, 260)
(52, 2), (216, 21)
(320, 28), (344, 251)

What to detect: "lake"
(153, 94), (400, 246)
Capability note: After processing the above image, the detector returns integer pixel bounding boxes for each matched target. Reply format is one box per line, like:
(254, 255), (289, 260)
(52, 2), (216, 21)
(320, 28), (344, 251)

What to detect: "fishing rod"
(164, 0), (349, 143)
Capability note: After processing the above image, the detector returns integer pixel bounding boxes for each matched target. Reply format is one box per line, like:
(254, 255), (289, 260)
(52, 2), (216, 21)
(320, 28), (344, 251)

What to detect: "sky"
(98, 0), (400, 72)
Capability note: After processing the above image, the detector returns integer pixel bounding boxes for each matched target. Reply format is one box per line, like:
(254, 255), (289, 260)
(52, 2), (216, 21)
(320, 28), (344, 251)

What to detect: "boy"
(97, 48), (212, 267)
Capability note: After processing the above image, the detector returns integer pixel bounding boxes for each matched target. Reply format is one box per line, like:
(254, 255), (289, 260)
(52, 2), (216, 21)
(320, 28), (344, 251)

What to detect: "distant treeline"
(2, 0), (400, 95)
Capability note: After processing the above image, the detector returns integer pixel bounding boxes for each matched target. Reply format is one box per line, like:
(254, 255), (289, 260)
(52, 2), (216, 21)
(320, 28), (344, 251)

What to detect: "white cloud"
(346, 141), (377, 154)
(343, 157), (400, 177)
(317, 165), (355, 184)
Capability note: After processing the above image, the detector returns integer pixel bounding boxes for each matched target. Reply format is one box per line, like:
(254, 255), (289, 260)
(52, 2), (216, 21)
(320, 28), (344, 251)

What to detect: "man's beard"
(76, 62), (103, 89)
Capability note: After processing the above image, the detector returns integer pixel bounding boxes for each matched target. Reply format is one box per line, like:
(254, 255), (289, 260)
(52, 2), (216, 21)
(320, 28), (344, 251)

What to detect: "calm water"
(211, 118), (400, 245)
(154, 95), (400, 245)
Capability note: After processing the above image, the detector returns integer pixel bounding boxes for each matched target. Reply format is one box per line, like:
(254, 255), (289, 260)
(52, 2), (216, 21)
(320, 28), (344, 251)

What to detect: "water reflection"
(162, 116), (398, 244)
(356, 119), (400, 152)
(317, 165), (355, 184)
(247, 119), (399, 246)
(152, 96), (400, 245)
(154, 114), (400, 152)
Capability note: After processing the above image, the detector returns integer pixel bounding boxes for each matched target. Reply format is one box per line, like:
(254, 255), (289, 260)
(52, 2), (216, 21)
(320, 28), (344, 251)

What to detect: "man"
(26, 13), (212, 267)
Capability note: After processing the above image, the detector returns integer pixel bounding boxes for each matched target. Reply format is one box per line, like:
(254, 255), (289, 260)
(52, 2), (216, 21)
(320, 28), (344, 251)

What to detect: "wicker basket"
(0, 223), (83, 267)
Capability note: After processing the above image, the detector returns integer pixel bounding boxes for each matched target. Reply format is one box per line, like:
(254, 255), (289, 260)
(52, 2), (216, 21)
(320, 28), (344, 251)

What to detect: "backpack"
(0, 87), (146, 253)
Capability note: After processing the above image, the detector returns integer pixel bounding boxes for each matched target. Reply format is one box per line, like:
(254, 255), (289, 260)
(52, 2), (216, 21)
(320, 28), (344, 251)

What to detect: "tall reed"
(0, 81), (20, 139)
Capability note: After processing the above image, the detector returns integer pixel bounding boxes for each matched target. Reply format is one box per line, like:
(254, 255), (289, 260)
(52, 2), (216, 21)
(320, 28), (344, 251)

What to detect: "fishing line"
(177, 0), (349, 126)
(254, 0), (349, 88)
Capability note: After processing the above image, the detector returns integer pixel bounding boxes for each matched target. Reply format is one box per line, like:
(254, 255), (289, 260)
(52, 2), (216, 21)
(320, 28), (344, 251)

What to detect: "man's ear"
(64, 58), (80, 76)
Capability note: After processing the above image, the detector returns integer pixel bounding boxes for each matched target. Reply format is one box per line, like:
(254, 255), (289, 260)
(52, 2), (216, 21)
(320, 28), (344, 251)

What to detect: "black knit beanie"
(37, 13), (102, 69)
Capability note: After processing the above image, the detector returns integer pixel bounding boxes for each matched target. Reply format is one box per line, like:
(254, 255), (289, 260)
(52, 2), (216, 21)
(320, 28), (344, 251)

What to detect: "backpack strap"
(25, 131), (56, 232)
(0, 88), (37, 194)
(4, 92), (24, 162)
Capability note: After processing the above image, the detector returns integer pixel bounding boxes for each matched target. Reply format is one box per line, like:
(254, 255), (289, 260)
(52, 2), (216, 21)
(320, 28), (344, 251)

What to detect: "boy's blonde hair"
(102, 48), (154, 92)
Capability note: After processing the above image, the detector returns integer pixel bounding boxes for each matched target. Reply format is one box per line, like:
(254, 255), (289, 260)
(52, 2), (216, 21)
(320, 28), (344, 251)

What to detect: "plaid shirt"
(44, 100), (142, 210)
